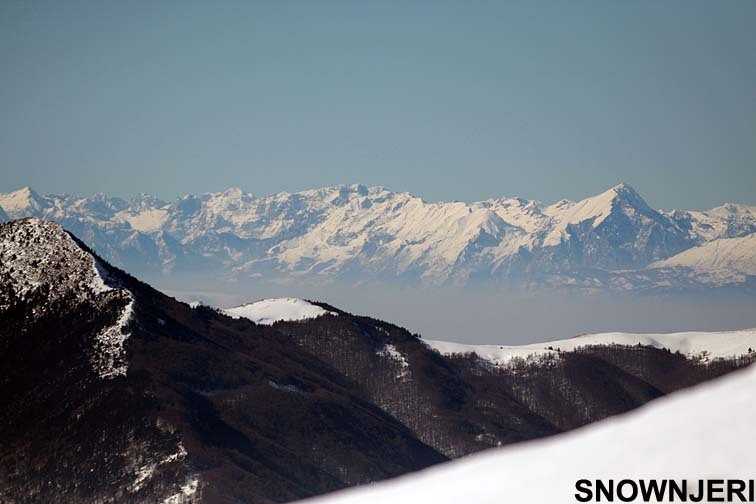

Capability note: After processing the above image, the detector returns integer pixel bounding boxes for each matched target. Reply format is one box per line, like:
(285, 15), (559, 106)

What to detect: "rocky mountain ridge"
(1, 184), (755, 291)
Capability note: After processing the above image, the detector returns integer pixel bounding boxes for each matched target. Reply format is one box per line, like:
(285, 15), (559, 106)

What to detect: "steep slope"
(1, 184), (753, 291)
(262, 191), (519, 285)
(649, 234), (756, 286)
(0, 187), (51, 219)
(269, 310), (558, 458)
(534, 183), (693, 270)
(0, 219), (446, 504)
(302, 364), (756, 504)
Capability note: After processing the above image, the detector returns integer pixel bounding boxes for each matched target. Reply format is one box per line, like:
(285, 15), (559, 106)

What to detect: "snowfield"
(223, 297), (337, 325)
(301, 363), (756, 504)
(650, 234), (756, 279)
(424, 328), (756, 365)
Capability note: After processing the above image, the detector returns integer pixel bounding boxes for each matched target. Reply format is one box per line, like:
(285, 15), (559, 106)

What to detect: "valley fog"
(152, 274), (756, 345)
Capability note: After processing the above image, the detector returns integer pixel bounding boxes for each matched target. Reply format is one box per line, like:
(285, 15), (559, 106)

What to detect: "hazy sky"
(2, 1), (755, 210)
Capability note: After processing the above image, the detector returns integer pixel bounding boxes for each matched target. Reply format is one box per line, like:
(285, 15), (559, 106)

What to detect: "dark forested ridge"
(273, 308), (756, 458)
(0, 218), (753, 504)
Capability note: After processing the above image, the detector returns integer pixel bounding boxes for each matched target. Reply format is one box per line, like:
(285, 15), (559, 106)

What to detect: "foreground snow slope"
(425, 328), (756, 365)
(223, 297), (336, 325)
(303, 363), (756, 504)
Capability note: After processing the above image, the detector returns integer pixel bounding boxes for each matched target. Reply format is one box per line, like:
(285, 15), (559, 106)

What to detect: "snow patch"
(91, 254), (134, 378)
(116, 208), (169, 233)
(161, 474), (199, 504)
(92, 297), (135, 378)
(90, 258), (115, 294)
(377, 344), (410, 379)
(224, 297), (337, 325)
(268, 380), (301, 393)
(129, 443), (188, 493)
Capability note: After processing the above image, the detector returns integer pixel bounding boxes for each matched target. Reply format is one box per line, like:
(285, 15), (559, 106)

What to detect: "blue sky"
(1, 1), (755, 210)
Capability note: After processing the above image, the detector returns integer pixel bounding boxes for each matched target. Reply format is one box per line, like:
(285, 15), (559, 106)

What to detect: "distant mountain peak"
(597, 182), (642, 203)
(610, 181), (636, 193)
(0, 186), (48, 217)
(594, 181), (653, 214)
(220, 186), (245, 197)
(13, 186), (39, 197)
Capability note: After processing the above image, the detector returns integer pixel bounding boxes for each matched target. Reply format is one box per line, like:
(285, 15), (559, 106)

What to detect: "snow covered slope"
(302, 363), (756, 504)
(667, 203), (756, 242)
(649, 234), (756, 285)
(224, 297), (337, 325)
(0, 187), (50, 218)
(425, 328), (756, 365)
(1, 183), (754, 291)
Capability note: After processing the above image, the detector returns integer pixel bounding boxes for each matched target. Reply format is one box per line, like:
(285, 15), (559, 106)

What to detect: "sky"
(1, 1), (755, 210)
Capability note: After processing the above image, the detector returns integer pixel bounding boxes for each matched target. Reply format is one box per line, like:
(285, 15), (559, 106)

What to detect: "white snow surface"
(674, 203), (756, 242)
(301, 363), (756, 504)
(650, 234), (756, 278)
(223, 297), (337, 325)
(377, 344), (410, 379)
(425, 328), (756, 365)
(129, 443), (188, 493)
(540, 184), (631, 246)
(161, 475), (199, 504)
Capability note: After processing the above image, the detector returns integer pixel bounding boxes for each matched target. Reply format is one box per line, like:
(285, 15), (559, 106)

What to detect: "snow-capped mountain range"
(1, 183), (754, 292)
